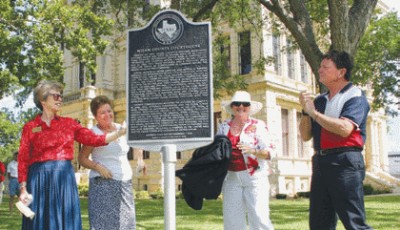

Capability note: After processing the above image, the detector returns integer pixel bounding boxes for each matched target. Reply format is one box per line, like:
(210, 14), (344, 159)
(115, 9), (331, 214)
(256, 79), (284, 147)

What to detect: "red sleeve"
(18, 123), (34, 183)
(72, 120), (107, 146)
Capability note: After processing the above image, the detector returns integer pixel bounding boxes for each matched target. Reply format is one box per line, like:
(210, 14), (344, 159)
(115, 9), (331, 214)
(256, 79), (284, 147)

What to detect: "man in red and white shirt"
(299, 50), (372, 230)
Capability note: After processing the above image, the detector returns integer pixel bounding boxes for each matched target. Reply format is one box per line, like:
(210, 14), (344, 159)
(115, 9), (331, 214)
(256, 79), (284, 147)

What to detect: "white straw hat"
(221, 91), (262, 115)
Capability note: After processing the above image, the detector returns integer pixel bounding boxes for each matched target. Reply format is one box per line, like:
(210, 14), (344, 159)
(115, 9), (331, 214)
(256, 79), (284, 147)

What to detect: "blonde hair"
(33, 80), (64, 111)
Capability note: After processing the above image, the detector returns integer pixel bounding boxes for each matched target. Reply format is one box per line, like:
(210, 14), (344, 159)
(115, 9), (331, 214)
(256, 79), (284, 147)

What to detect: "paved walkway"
(391, 186), (400, 194)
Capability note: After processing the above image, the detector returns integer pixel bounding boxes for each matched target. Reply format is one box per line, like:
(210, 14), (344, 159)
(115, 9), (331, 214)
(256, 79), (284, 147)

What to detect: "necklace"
(230, 120), (247, 136)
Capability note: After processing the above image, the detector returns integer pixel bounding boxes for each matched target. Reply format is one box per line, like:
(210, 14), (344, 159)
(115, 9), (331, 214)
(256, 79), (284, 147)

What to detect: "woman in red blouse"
(18, 80), (125, 230)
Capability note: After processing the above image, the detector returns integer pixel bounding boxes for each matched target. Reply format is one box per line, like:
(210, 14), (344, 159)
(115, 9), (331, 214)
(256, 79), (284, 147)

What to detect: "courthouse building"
(61, 1), (399, 196)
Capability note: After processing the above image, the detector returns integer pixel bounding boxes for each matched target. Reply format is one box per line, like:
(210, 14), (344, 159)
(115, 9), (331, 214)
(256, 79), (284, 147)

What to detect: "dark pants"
(309, 151), (372, 230)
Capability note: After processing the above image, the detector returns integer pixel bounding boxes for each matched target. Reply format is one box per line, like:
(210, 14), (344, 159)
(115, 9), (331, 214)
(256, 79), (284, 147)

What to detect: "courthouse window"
(78, 62), (85, 88)
(143, 151), (150, 159)
(272, 34), (282, 74)
(127, 148), (134, 160)
(297, 112), (305, 158)
(239, 31), (252, 75)
(176, 151), (182, 160)
(300, 54), (308, 83)
(286, 39), (295, 79)
(281, 109), (289, 157)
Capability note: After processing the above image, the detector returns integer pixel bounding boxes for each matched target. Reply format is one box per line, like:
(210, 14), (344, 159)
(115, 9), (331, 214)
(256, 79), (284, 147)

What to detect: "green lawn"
(0, 195), (399, 229)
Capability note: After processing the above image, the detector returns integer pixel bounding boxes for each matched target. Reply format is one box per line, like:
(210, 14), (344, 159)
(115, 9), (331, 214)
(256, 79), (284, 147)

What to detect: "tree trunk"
(259, 0), (377, 92)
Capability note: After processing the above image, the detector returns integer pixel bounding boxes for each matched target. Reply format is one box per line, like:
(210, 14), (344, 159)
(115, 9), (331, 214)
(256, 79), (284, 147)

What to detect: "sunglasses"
(49, 93), (63, 101)
(231, 101), (251, 107)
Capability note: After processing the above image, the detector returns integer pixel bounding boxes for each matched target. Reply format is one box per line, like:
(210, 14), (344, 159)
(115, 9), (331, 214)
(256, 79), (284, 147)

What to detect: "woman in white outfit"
(217, 91), (275, 230)
(79, 95), (136, 230)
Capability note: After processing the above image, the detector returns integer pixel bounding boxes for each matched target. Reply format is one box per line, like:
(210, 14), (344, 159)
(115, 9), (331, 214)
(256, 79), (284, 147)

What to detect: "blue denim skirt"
(22, 160), (82, 230)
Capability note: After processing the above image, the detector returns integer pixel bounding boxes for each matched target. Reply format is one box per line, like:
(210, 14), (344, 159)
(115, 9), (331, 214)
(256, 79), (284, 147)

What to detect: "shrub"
(275, 193), (287, 199)
(78, 184), (89, 197)
(150, 188), (164, 199)
(363, 184), (374, 195)
(296, 191), (310, 198)
(363, 184), (392, 195)
(175, 191), (184, 199)
(135, 190), (151, 199)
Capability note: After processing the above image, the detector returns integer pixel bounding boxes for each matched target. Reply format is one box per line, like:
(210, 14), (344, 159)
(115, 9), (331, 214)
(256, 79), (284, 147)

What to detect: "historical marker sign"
(126, 10), (213, 151)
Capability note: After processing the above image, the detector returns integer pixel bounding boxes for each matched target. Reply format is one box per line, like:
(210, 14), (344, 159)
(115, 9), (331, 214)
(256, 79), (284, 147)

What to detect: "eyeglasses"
(231, 101), (251, 107)
(49, 93), (63, 101)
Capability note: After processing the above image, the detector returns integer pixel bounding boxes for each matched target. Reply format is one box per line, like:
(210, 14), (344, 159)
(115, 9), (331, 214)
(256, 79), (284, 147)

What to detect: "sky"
(381, 0), (400, 12)
(1, 0), (400, 150)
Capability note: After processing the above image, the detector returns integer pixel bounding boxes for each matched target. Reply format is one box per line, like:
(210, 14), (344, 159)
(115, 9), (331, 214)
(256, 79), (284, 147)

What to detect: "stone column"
(264, 90), (280, 197)
(378, 118), (390, 172)
(80, 85), (97, 128)
(365, 117), (374, 172)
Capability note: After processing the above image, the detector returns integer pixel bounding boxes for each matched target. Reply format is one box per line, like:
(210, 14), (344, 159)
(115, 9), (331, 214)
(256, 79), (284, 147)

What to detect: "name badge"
(32, 126), (42, 133)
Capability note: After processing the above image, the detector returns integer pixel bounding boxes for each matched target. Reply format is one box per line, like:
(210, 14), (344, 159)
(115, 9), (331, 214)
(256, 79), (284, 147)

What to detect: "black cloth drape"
(176, 135), (232, 210)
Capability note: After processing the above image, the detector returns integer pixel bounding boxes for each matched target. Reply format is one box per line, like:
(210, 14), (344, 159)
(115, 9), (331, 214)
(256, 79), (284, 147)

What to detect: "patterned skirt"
(88, 177), (136, 230)
(23, 160), (82, 230)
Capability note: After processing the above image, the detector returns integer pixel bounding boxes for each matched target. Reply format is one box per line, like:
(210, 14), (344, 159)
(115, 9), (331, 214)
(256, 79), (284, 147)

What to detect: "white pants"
(222, 170), (274, 230)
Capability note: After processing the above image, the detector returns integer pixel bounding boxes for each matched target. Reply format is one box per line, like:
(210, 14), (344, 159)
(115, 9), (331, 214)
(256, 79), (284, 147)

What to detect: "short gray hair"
(33, 80), (64, 111)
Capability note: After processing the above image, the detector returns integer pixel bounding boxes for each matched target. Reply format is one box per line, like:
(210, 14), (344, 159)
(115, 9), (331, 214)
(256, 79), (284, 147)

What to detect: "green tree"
(0, 107), (38, 162)
(179, 0), (378, 81)
(1, 0), (399, 107)
(354, 12), (400, 112)
(0, 111), (21, 162)
(0, 0), (113, 104)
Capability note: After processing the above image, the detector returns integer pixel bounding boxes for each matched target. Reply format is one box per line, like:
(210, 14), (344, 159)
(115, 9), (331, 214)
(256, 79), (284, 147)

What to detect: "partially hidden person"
(0, 159), (5, 210)
(79, 95), (136, 230)
(7, 152), (19, 215)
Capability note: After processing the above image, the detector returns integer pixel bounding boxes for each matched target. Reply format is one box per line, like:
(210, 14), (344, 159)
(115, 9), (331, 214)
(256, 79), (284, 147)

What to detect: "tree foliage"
(1, 0), (399, 109)
(0, 107), (38, 162)
(0, 111), (21, 162)
(174, 0), (399, 110)
(354, 12), (400, 113)
(0, 0), (113, 105)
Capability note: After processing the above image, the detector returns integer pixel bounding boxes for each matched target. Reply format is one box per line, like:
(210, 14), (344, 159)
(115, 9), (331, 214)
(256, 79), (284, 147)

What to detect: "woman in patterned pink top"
(17, 80), (125, 230)
(217, 91), (275, 230)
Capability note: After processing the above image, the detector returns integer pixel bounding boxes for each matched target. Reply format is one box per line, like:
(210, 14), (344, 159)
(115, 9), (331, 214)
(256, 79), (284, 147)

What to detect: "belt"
(315, 147), (362, 156)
